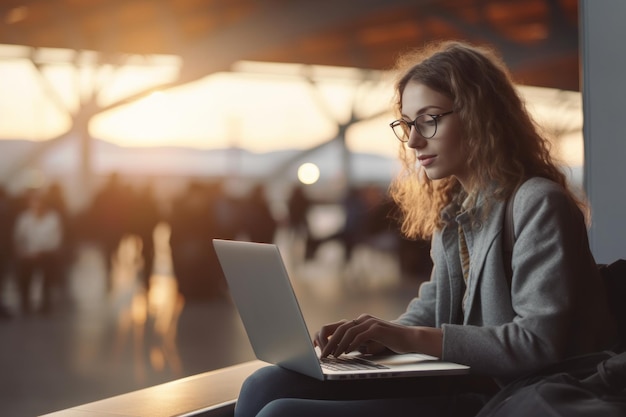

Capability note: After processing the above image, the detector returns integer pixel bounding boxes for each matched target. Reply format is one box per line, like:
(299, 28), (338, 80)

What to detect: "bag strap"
(502, 186), (518, 288)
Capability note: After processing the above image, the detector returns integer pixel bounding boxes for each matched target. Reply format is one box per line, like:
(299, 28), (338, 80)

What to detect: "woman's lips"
(418, 154), (437, 167)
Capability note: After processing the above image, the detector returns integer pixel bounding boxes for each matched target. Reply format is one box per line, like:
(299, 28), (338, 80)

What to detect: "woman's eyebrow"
(402, 105), (446, 118)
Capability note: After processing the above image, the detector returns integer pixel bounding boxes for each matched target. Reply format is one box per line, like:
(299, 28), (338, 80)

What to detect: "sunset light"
(0, 46), (398, 156)
(0, 45), (581, 168)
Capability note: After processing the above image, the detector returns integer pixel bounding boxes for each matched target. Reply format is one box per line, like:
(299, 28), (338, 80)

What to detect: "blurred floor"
(0, 225), (425, 417)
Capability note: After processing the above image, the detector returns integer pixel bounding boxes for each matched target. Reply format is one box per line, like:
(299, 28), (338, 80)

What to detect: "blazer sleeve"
(394, 236), (440, 327)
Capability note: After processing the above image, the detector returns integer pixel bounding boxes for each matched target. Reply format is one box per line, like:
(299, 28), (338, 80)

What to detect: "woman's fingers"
(320, 319), (361, 357)
(321, 315), (376, 357)
(340, 322), (381, 356)
(314, 319), (349, 350)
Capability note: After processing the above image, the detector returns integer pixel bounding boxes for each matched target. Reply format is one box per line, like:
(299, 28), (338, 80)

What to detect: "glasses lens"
(415, 114), (437, 139)
(391, 121), (410, 142)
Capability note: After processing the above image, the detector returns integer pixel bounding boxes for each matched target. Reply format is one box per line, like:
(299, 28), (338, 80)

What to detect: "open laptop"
(213, 239), (469, 381)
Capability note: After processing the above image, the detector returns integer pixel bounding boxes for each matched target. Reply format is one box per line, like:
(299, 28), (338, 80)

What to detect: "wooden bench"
(40, 360), (267, 417)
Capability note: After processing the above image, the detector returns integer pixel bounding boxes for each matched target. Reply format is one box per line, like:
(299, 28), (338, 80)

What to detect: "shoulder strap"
(502, 186), (518, 287)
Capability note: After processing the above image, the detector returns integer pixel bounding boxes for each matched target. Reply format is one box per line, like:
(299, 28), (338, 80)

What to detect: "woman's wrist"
(414, 326), (443, 358)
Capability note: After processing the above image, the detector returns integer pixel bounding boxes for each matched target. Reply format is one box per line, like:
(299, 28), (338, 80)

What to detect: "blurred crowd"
(0, 172), (431, 318)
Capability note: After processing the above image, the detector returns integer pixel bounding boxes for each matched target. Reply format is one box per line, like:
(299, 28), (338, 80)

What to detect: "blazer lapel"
(462, 200), (506, 323)
(439, 213), (466, 325)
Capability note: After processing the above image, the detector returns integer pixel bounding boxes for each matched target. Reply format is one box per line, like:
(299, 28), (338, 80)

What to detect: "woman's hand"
(313, 314), (443, 358)
(314, 317), (387, 356)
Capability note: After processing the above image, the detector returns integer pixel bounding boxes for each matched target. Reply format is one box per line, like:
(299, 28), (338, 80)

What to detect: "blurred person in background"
(45, 182), (74, 296)
(90, 172), (132, 292)
(241, 183), (277, 244)
(212, 180), (240, 241)
(13, 190), (63, 315)
(286, 184), (312, 242)
(129, 182), (162, 292)
(169, 181), (226, 300)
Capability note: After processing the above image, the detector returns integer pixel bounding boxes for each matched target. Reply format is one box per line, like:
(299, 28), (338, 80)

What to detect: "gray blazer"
(396, 177), (617, 382)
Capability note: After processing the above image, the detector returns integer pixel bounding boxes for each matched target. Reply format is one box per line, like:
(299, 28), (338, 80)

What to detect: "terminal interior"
(0, 1), (583, 416)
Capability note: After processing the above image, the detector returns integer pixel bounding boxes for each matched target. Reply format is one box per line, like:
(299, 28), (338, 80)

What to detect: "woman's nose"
(406, 127), (426, 149)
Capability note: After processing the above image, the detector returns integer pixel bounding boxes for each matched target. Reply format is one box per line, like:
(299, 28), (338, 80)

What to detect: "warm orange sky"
(0, 45), (399, 157)
(0, 44), (582, 165)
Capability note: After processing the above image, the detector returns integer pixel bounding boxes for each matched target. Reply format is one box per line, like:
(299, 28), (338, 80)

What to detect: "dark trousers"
(235, 365), (496, 417)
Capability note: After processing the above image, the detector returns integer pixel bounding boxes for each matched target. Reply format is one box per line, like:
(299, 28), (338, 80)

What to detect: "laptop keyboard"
(320, 356), (389, 371)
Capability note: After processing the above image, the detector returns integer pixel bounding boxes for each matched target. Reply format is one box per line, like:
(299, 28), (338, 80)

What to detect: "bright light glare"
(297, 162), (320, 185)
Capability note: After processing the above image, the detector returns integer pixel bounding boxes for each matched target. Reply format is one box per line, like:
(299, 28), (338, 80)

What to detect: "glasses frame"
(389, 110), (454, 142)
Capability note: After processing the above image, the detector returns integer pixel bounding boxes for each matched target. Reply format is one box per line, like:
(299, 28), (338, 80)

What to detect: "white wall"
(581, 0), (626, 263)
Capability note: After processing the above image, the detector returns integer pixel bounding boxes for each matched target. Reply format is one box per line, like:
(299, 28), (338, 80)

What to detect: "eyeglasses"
(389, 110), (454, 142)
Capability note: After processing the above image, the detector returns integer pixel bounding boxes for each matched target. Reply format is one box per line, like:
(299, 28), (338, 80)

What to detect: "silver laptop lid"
(213, 239), (325, 380)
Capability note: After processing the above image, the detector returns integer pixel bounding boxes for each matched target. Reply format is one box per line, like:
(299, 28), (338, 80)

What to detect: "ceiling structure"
(0, 0), (580, 91)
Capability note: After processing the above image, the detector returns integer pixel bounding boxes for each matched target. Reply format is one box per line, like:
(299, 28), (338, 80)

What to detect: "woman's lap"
(234, 365), (491, 417)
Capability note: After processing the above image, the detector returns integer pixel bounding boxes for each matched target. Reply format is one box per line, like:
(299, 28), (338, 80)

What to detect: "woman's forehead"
(401, 82), (452, 115)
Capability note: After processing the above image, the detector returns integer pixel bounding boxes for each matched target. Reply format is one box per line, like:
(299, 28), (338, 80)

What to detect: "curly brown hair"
(388, 40), (580, 239)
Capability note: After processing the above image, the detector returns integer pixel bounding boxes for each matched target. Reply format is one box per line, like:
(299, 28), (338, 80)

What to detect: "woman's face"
(401, 81), (470, 189)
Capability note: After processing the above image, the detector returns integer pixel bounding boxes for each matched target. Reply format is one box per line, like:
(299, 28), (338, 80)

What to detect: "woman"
(234, 40), (618, 417)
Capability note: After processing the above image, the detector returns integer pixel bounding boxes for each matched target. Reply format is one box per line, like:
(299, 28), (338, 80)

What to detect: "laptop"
(213, 239), (469, 381)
